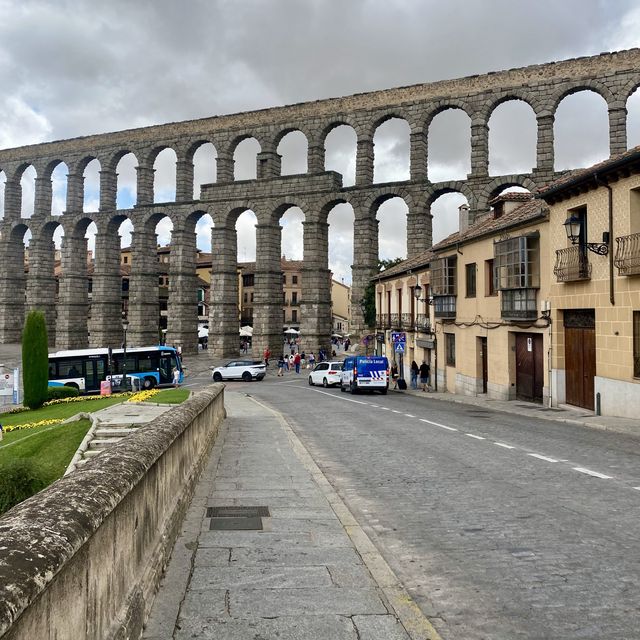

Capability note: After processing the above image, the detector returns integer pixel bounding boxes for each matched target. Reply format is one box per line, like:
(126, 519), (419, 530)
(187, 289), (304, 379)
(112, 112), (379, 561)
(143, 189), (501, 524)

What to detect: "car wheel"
(340, 383), (345, 393)
(212, 372), (223, 382)
(323, 378), (329, 388)
(242, 371), (252, 382)
(379, 387), (388, 395)
(350, 382), (357, 395)
(308, 376), (314, 386)
(143, 377), (156, 390)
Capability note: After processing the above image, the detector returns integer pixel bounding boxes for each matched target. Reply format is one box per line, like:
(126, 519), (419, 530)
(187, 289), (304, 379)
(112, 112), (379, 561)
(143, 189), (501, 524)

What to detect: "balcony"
(500, 289), (537, 320)
(376, 314), (390, 329)
(614, 232), (640, 276)
(416, 313), (432, 333)
(389, 313), (400, 328)
(400, 313), (413, 330)
(553, 246), (591, 282)
(433, 295), (456, 319)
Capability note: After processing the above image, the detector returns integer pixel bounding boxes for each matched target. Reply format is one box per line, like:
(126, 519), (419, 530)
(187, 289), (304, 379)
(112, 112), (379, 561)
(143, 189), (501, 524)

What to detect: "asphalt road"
(206, 370), (640, 640)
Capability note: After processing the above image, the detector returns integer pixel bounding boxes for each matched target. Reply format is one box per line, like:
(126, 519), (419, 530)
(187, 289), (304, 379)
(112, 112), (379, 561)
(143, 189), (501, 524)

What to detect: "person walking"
(308, 352), (315, 369)
(172, 367), (181, 387)
(410, 360), (419, 390)
(277, 356), (285, 377)
(391, 362), (399, 389)
(263, 346), (271, 367)
(294, 352), (302, 374)
(419, 360), (430, 392)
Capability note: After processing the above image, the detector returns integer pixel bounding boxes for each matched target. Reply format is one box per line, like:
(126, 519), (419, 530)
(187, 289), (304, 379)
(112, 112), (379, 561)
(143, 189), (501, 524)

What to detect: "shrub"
(47, 386), (80, 401)
(0, 459), (48, 515)
(22, 311), (49, 410)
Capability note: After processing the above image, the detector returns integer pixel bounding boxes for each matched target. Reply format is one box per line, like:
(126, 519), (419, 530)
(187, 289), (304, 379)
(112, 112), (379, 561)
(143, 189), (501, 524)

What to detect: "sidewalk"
(143, 391), (441, 640)
(392, 384), (640, 438)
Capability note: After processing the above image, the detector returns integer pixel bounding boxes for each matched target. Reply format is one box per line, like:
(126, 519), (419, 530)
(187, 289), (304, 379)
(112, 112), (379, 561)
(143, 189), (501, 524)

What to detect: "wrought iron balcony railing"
(553, 246), (591, 282)
(400, 313), (413, 330)
(614, 232), (640, 276)
(389, 313), (400, 328)
(415, 313), (432, 333)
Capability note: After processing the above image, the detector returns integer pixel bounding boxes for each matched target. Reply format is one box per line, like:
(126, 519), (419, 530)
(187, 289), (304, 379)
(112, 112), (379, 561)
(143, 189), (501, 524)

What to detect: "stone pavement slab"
(143, 391), (442, 640)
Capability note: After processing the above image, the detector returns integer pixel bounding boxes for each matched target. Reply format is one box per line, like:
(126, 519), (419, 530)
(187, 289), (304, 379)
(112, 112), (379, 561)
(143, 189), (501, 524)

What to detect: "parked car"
(308, 361), (343, 387)
(211, 360), (266, 382)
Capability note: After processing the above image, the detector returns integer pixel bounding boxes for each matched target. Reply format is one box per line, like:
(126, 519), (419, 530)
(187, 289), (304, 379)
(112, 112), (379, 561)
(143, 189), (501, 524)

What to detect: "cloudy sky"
(1, 0), (640, 283)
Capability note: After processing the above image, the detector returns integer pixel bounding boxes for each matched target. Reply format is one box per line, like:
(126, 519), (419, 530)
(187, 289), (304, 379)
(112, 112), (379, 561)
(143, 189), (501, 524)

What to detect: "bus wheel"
(64, 383), (79, 391)
(143, 377), (156, 390)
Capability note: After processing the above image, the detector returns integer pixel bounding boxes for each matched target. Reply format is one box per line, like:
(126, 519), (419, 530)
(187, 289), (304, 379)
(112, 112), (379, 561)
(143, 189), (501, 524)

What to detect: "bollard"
(595, 392), (601, 416)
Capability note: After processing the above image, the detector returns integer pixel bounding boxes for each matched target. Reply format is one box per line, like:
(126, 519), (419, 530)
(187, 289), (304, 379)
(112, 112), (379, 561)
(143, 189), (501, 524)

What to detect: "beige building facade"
(540, 147), (640, 419)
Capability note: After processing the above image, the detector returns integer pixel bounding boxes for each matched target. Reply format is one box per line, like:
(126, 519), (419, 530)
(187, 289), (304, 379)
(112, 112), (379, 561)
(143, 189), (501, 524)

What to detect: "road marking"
(370, 404), (379, 408)
(466, 433), (485, 440)
(419, 418), (458, 431)
(391, 409), (402, 414)
(311, 389), (368, 405)
(528, 453), (558, 463)
(633, 487), (640, 491)
(380, 407), (391, 411)
(573, 467), (612, 479)
(404, 414), (415, 418)
(494, 442), (515, 449)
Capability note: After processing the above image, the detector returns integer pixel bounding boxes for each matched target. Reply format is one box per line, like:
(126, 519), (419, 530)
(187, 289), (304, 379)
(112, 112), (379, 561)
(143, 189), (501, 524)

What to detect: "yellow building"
(540, 146), (640, 418)
(331, 279), (351, 335)
(375, 194), (552, 402)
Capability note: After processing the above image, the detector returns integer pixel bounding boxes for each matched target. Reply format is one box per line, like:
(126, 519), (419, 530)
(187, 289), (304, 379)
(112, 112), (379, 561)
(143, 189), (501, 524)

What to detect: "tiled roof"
(538, 144), (640, 198)
(375, 249), (435, 280)
(488, 191), (534, 205)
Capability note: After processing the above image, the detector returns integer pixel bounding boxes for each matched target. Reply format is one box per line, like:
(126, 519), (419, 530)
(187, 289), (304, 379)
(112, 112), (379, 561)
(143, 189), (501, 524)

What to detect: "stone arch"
(113, 151), (139, 210)
(49, 161), (69, 216)
(481, 176), (538, 206)
(625, 83), (640, 149)
(276, 130), (309, 176)
(80, 157), (101, 212)
(364, 187), (415, 217)
(189, 141), (218, 197)
(484, 92), (541, 120)
(424, 100), (472, 128)
(0, 169), (5, 219)
(18, 163), (37, 219)
(373, 194), (410, 261)
(622, 77), (640, 104)
(372, 116), (411, 183)
(367, 108), (413, 137)
(230, 136), (262, 181)
(428, 189), (470, 244)
(550, 80), (616, 113)
(427, 106), (472, 182)
(152, 147), (177, 203)
(323, 122), (357, 186)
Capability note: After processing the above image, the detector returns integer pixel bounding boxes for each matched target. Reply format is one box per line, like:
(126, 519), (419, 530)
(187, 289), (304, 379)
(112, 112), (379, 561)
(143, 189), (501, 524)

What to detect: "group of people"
(275, 350), (327, 376)
(391, 360), (431, 391)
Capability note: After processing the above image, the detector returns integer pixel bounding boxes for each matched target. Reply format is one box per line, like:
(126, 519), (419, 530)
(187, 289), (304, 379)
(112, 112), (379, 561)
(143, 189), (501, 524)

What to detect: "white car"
(212, 360), (266, 382)
(308, 361), (343, 387)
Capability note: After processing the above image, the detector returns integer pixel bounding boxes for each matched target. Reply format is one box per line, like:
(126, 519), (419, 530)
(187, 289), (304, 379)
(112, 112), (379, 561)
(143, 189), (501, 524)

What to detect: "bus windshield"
(48, 346), (183, 393)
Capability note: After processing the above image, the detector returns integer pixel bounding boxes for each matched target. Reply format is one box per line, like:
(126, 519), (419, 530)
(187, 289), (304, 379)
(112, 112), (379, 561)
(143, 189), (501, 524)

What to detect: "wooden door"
(515, 333), (543, 403)
(564, 310), (595, 410)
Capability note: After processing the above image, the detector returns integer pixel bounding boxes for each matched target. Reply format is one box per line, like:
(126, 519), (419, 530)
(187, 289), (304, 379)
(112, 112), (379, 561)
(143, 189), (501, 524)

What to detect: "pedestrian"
(294, 352), (301, 374)
(308, 352), (315, 368)
(263, 346), (271, 367)
(410, 360), (419, 390)
(277, 356), (285, 376)
(283, 354), (289, 371)
(391, 362), (399, 389)
(172, 367), (180, 387)
(289, 354), (295, 369)
(419, 360), (430, 392)
(0, 422), (3, 442)
(300, 351), (306, 369)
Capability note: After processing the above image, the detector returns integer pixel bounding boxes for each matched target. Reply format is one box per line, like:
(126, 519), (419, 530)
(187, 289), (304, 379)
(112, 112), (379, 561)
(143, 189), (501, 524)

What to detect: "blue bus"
(48, 346), (184, 393)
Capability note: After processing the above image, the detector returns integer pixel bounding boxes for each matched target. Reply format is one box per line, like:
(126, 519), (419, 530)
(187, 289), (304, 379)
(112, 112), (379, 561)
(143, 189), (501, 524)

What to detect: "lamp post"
(413, 282), (438, 392)
(563, 214), (609, 255)
(121, 316), (130, 392)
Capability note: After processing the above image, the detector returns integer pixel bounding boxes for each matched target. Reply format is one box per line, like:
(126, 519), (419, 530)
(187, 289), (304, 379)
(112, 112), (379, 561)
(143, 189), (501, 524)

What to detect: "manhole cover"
(207, 506), (270, 531)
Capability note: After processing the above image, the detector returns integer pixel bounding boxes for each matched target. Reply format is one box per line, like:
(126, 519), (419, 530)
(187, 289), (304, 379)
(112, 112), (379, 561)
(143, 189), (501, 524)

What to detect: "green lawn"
(151, 388), (190, 404)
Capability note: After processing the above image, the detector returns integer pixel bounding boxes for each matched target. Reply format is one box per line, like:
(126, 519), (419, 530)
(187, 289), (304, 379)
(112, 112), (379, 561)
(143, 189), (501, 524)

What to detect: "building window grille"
(445, 333), (456, 367)
(501, 288), (537, 319)
(494, 235), (540, 290)
(465, 263), (476, 298)
(431, 256), (456, 295)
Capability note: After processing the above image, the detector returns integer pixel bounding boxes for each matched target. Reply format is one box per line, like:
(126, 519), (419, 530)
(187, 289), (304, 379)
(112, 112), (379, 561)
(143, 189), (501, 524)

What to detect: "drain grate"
(207, 506), (270, 531)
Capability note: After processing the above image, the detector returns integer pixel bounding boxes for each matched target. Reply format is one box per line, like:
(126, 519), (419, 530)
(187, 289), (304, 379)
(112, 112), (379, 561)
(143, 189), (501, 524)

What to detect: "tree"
(22, 310), (49, 409)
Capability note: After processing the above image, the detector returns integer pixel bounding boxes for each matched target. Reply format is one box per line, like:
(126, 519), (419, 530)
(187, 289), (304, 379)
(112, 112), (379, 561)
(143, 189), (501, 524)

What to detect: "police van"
(340, 355), (389, 394)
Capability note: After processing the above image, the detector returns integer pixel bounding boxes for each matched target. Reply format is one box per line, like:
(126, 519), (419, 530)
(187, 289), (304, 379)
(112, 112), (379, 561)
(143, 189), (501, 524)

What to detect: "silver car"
(211, 360), (266, 382)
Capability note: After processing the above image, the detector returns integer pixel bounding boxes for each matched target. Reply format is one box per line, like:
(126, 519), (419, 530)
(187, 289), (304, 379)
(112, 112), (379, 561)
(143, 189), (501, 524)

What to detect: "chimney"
(458, 204), (471, 233)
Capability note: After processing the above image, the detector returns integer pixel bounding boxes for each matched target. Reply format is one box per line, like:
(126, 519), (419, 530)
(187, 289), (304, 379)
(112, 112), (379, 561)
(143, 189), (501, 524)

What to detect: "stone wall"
(0, 385), (225, 640)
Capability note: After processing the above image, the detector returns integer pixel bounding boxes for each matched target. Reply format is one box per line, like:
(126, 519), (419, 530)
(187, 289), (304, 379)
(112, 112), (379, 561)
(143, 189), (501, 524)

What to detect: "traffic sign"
(395, 342), (405, 353)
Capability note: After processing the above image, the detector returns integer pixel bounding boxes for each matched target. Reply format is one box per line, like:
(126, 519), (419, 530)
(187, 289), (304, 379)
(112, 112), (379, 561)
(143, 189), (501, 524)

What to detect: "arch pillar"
(166, 229), (198, 354)
(216, 153), (234, 182)
(209, 225), (239, 358)
(308, 144), (325, 174)
(535, 114), (555, 174)
(56, 233), (89, 349)
(252, 222), (282, 360)
(257, 151), (281, 179)
(128, 229), (159, 346)
(351, 214), (379, 336)
(609, 105), (628, 156)
(176, 160), (194, 201)
(99, 169), (117, 211)
(3, 180), (22, 221)
(410, 131), (429, 181)
(26, 233), (57, 345)
(300, 220), (332, 356)
(66, 172), (84, 212)
(33, 177), (52, 218)
(90, 231), (123, 348)
(356, 138), (374, 185)
(0, 233), (26, 341)
(469, 122), (489, 177)
(136, 165), (154, 206)
(407, 204), (432, 257)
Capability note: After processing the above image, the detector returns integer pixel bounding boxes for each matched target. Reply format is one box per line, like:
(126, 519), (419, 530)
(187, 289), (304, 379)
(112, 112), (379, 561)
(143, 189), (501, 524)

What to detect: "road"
(187, 367), (640, 639)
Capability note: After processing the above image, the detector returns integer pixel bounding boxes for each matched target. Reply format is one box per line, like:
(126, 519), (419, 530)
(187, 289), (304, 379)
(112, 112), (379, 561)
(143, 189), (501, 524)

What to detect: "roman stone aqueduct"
(0, 49), (639, 358)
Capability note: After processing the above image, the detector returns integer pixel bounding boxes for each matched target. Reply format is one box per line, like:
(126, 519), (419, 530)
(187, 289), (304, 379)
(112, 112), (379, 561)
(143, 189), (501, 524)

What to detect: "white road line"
(370, 404), (379, 408)
(419, 418), (458, 431)
(573, 467), (612, 480)
(633, 487), (640, 491)
(380, 407), (391, 411)
(311, 389), (369, 405)
(465, 433), (485, 440)
(404, 414), (416, 418)
(391, 410), (402, 414)
(494, 442), (515, 449)
(528, 453), (558, 463)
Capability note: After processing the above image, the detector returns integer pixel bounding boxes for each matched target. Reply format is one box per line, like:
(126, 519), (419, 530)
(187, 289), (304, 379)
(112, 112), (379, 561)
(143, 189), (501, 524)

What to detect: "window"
(250, 293), (254, 303)
(634, 311), (640, 378)
(123, 256), (129, 264)
(242, 274), (254, 287)
(292, 291), (298, 304)
(501, 289), (537, 319)
(430, 256), (456, 295)
(292, 275), (298, 284)
(244, 293), (248, 303)
(485, 259), (496, 296)
(282, 274), (287, 284)
(494, 235), (540, 290)
(445, 333), (456, 367)
(465, 263), (476, 298)
(292, 310), (297, 322)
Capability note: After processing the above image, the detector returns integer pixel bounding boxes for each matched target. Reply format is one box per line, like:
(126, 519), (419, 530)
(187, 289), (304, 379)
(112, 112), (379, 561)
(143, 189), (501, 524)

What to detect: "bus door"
(84, 358), (106, 392)
(159, 353), (175, 384)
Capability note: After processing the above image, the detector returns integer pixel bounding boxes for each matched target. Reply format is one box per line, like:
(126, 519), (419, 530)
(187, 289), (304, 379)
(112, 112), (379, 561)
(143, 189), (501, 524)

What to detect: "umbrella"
(284, 328), (300, 335)
(240, 325), (253, 335)
(331, 333), (342, 338)
(198, 327), (209, 338)
(240, 327), (252, 337)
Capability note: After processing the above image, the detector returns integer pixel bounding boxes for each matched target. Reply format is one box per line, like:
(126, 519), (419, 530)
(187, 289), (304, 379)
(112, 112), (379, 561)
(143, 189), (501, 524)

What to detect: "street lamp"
(563, 214), (609, 255)
(121, 316), (130, 392)
(413, 281), (438, 392)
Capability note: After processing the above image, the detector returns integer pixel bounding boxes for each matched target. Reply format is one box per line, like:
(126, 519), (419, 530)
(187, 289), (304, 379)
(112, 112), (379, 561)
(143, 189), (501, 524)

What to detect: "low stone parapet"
(0, 383), (225, 640)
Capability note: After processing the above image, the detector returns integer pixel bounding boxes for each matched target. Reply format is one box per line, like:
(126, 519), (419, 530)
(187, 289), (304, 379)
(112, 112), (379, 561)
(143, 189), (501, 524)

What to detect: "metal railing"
(553, 246), (591, 282)
(400, 313), (413, 330)
(614, 232), (640, 276)
(415, 314), (432, 333)
(376, 314), (390, 329)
